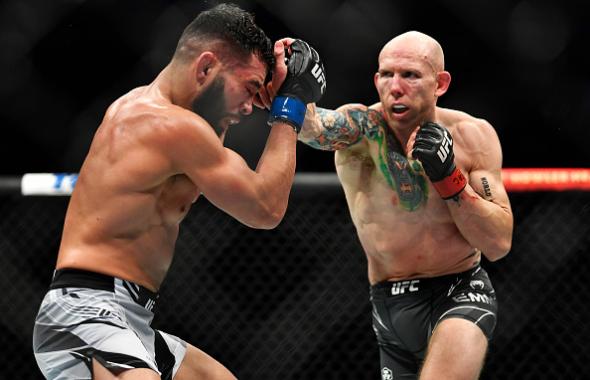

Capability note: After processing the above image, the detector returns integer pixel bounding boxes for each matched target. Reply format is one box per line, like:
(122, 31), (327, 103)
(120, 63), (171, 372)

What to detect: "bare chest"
(335, 142), (475, 280)
(335, 120), (471, 219)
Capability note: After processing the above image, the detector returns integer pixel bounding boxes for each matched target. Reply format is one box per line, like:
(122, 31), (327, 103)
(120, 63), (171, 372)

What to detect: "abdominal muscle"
(355, 215), (479, 284)
(338, 157), (479, 285)
(56, 151), (199, 292)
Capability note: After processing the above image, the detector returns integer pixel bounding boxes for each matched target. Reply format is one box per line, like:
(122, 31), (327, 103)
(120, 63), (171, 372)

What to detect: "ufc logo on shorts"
(437, 130), (453, 163)
(453, 292), (492, 304)
(311, 63), (326, 94)
(391, 280), (420, 295)
(381, 367), (393, 380)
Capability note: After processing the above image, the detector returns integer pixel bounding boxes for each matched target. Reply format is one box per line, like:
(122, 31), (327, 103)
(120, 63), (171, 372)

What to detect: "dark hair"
(174, 3), (274, 75)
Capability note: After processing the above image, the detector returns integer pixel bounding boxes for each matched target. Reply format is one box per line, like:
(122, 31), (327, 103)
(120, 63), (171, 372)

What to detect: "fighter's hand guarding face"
(257, 38), (327, 132)
(412, 122), (467, 199)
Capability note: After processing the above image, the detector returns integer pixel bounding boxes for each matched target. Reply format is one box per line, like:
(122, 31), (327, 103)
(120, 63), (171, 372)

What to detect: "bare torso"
(56, 86), (200, 291)
(335, 105), (483, 284)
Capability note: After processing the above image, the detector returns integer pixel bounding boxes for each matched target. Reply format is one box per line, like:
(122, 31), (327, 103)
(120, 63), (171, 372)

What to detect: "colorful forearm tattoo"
(304, 108), (364, 150)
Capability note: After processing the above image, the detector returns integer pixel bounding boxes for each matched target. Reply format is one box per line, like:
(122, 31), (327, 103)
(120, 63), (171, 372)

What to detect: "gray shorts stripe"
(33, 270), (187, 380)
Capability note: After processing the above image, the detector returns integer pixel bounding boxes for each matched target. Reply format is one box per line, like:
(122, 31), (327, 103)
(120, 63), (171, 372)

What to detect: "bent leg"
(419, 318), (487, 380)
(92, 358), (160, 380)
(174, 344), (237, 380)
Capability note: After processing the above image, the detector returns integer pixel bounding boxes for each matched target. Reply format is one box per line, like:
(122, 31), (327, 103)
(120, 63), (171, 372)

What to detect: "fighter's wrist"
(268, 96), (306, 133)
(432, 167), (467, 200)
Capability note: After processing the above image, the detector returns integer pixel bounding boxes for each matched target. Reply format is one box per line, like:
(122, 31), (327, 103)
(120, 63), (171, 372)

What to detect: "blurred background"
(0, 0), (588, 174)
(1, 1), (589, 379)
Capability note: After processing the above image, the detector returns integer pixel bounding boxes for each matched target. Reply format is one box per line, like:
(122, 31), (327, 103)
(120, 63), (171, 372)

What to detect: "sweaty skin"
(57, 43), (296, 292)
(298, 31), (513, 284)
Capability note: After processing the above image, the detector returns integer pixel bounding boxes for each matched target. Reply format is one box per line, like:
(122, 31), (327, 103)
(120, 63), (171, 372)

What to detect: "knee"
(432, 318), (488, 350)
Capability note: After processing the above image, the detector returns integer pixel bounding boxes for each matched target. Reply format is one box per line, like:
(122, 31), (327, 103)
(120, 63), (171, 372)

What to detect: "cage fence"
(0, 170), (589, 379)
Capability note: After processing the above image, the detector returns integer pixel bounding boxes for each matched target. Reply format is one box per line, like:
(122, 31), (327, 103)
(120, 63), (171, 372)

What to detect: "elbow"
(255, 211), (284, 230)
(482, 216), (514, 262)
(483, 236), (512, 262)
(247, 203), (286, 230)
(244, 179), (292, 229)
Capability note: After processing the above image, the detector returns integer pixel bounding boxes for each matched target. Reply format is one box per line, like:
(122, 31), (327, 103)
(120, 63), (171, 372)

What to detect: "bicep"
(467, 123), (511, 211)
(179, 133), (263, 215)
(193, 148), (261, 208)
(470, 167), (510, 211)
(164, 115), (262, 213)
(298, 104), (366, 150)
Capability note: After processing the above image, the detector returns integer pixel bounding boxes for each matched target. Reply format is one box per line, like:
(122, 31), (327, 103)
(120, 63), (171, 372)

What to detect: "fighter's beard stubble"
(191, 76), (228, 137)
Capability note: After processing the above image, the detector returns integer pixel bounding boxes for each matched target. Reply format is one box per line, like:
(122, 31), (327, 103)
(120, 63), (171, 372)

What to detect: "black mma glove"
(412, 122), (467, 199)
(268, 39), (327, 132)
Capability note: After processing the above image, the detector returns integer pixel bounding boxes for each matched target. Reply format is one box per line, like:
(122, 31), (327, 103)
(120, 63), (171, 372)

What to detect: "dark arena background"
(1, 0), (589, 379)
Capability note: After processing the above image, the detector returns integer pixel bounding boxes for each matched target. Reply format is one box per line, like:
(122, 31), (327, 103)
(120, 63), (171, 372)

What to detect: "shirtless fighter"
(259, 31), (513, 379)
(32, 4), (325, 380)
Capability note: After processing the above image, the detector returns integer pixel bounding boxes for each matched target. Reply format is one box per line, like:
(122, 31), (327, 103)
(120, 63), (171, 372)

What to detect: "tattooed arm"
(299, 103), (380, 150)
(446, 120), (513, 261)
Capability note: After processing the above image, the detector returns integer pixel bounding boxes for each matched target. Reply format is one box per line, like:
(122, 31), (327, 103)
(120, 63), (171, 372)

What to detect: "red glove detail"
(432, 167), (467, 199)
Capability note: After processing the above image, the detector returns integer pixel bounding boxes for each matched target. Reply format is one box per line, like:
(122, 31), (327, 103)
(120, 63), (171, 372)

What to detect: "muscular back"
(301, 104), (506, 283)
(57, 87), (200, 290)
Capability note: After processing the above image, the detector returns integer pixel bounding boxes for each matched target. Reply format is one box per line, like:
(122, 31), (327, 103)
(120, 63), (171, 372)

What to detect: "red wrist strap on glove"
(433, 167), (467, 199)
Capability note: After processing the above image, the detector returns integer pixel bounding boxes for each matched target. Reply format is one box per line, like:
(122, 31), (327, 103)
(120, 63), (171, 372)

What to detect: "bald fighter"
(32, 4), (325, 380)
(259, 31), (513, 379)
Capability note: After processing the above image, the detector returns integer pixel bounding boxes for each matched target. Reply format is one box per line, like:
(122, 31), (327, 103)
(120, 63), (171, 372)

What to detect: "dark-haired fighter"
(259, 30), (512, 379)
(32, 4), (325, 380)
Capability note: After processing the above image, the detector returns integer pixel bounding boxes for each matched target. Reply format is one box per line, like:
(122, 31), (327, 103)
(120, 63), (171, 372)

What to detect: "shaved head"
(373, 30), (452, 133)
(379, 31), (445, 73)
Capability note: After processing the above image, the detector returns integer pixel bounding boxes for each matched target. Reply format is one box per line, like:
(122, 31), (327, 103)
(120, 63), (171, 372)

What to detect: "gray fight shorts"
(33, 269), (187, 380)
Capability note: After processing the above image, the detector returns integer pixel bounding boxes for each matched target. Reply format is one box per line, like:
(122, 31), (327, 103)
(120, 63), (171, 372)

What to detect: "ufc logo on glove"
(413, 122), (467, 199)
(311, 63), (326, 94)
(436, 129), (453, 163)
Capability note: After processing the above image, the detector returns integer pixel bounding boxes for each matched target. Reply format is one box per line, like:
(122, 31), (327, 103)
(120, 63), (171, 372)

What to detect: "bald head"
(379, 31), (445, 72)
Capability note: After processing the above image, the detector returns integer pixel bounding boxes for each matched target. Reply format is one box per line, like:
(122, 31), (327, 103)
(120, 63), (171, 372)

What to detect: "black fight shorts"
(370, 265), (497, 380)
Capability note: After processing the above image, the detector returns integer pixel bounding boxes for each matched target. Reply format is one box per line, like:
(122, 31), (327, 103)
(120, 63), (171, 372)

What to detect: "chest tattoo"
(365, 118), (428, 211)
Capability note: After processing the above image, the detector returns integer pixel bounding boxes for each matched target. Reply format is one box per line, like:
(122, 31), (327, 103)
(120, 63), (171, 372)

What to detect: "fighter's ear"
(195, 52), (219, 85)
(435, 71), (451, 97)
